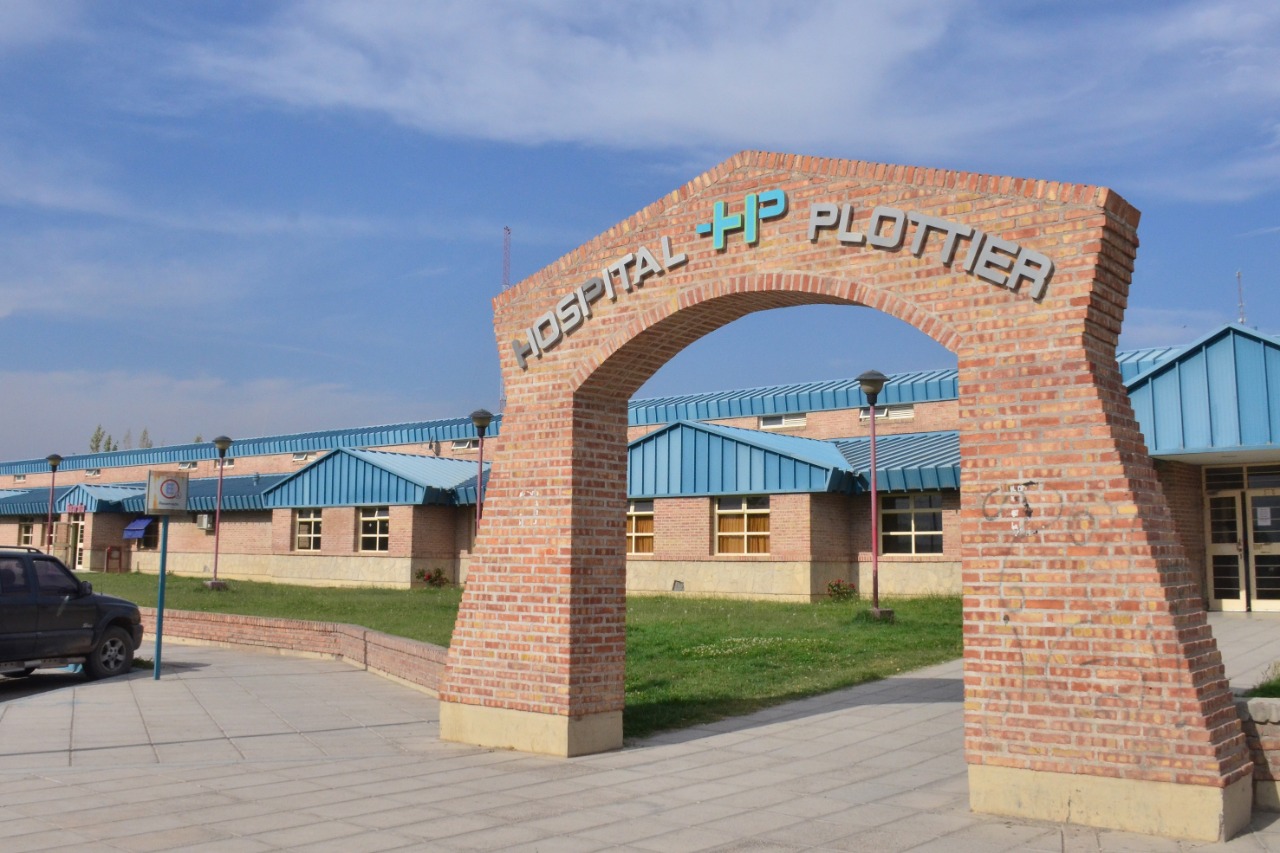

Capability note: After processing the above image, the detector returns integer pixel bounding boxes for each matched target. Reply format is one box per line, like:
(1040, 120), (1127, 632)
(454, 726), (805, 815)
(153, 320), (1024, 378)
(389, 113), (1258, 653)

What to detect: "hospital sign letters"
(512, 189), (1055, 370)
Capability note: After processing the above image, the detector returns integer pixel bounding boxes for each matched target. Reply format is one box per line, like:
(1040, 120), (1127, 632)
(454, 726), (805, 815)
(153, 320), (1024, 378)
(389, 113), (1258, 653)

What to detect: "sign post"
(144, 470), (189, 681)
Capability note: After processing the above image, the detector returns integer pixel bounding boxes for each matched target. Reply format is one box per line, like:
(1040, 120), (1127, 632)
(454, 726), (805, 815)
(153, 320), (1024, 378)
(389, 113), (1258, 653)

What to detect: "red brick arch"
(439, 152), (1252, 839)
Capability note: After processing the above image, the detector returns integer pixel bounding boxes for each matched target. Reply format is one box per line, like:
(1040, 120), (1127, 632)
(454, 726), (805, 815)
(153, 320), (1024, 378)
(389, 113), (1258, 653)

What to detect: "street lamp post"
(45, 453), (62, 550)
(207, 436), (232, 590)
(857, 370), (893, 622)
(470, 410), (493, 534)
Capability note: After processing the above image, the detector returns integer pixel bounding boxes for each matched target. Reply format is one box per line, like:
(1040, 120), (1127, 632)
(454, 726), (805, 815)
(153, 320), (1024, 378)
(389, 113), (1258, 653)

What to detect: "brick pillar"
(959, 203), (1252, 841)
(439, 388), (629, 755)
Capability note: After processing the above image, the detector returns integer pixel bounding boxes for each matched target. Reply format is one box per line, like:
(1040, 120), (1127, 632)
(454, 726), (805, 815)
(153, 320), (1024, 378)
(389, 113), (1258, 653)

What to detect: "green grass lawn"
(89, 573), (962, 739)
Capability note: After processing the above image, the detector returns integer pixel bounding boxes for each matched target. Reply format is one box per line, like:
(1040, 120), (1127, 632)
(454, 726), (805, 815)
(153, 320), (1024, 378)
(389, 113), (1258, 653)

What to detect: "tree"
(122, 429), (133, 450)
(139, 428), (153, 449)
(193, 434), (203, 443)
(89, 425), (104, 453)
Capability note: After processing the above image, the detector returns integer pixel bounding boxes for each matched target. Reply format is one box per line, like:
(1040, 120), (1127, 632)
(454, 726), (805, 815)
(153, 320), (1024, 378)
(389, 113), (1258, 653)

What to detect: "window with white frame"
(860, 403), (915, 421)
(13, 474), (25, 484)
(85, 469), (101, 478)
(17, 518), (34, 547)
(716, 496), (770, 555)
(215, 458), (235, 468)
(292, 452), (314, 463)
(295, 508), (322, 551)
(359, 506), (390, 552)
(451, 438), (480, 450)
(627, 500), (654, 554)
(759, 413), (807, 430)
(178, 461), (197, 470)
(881, 492), (944, 554)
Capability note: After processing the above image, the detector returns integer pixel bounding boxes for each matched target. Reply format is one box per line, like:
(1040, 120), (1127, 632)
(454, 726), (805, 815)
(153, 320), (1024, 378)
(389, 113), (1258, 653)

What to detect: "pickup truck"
(0, 546), (143, 679)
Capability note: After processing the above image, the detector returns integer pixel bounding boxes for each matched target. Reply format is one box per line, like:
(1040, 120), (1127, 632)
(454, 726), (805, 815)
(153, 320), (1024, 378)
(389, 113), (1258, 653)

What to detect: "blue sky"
(2, 1), (1278, 460)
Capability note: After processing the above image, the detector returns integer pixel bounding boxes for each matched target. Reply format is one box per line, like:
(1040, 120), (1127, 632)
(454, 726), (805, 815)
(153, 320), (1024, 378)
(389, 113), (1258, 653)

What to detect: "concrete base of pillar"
(969, 764), (1253, 842)
(439, 701), (622, 757)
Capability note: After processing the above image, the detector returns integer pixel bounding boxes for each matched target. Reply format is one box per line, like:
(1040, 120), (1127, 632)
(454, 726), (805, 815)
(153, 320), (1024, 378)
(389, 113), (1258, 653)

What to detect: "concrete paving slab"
(0, 613), (1276, 851)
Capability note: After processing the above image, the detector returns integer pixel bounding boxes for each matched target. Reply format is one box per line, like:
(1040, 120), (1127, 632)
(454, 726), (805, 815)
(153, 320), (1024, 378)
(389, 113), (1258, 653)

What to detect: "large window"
(881, 492), (943, 554)
(359, 507), (390, 552)
(627, 500), (654, 554)
(716, 496), (770, 554)
(295, 509), (322, 551)
(17, 518), (34, 547)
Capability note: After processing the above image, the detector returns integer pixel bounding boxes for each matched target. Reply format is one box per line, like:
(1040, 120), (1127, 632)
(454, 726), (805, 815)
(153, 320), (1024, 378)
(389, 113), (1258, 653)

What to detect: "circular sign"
(159, 478), (181, 500)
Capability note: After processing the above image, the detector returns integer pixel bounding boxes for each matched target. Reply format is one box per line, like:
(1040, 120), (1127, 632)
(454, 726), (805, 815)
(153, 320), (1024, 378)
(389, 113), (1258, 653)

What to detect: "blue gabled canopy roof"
(628, 420), (857, 498)
(832, 431), (961, 492)
(56, 483), (146, 512)
(1126, 323), (1280, 457)
(263, 449), (486, 508)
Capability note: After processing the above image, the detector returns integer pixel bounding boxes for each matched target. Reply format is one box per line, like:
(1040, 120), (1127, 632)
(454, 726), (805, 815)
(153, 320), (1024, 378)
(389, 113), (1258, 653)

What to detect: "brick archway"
(440, 152), (1251, 839)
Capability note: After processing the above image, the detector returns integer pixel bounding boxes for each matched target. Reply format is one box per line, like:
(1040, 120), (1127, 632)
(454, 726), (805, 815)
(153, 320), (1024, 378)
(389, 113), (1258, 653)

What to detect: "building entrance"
(1207, 486), (1280, 611)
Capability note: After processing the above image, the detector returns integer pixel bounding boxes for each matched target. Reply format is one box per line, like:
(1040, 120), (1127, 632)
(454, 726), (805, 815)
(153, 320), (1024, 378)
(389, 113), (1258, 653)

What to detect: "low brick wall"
(1237, 697), (1280, 812)
(140, 607), (448, 694)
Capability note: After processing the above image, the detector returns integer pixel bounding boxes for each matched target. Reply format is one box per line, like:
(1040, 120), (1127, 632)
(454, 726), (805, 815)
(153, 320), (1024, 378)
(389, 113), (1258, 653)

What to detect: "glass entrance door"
(68, 513), (85, 571)
(1206, 493), (1246, 611)
(1248, 491), (1280, 612)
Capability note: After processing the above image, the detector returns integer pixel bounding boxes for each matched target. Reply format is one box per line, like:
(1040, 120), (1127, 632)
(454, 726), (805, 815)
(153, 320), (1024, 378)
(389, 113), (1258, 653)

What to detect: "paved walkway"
(0, 614), (1276, 852)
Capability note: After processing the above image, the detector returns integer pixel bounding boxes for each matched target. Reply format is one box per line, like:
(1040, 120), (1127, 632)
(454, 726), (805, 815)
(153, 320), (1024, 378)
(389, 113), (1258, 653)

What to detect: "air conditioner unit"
(195, 513), (214, 531)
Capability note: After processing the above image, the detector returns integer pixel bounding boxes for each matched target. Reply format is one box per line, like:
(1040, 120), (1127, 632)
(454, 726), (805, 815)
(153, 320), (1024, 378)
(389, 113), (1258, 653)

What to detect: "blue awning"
(122, 518), (152, 540)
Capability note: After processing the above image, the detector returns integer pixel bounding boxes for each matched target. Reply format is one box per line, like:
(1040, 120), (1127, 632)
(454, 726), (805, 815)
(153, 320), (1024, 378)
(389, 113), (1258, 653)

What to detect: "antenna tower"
(503, 226), (511, 290)
(1237, 270), (1246, 325)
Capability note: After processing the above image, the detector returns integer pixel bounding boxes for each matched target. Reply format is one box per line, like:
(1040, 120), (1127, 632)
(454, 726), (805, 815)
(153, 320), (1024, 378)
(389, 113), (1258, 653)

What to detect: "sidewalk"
(0, 614), (1275, 852)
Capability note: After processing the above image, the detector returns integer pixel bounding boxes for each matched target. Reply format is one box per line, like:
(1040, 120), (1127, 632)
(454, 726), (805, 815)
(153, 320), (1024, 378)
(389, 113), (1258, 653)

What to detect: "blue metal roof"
(0, 486), (70, 516)
(263, 449), (484, 508)
(628, 369), (959, 426)
(1127, 323), (1280, 456)
(0, 415), (503, 477)
(628, 420), (857, 499)
(832, 431), (961, 492)
(114, 474), (290, 513)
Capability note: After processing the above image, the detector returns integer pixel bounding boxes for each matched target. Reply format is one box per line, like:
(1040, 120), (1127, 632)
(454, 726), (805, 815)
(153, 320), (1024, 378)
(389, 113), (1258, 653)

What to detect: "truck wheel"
(84, 627), (134, 680)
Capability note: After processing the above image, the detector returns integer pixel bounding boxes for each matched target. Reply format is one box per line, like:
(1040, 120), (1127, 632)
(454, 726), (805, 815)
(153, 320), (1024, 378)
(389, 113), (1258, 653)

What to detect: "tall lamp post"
(470, 410), (493, 534)
(45, 453), (62, 550)
(857, 370), (893, 622)
(207, 435), (232, 590)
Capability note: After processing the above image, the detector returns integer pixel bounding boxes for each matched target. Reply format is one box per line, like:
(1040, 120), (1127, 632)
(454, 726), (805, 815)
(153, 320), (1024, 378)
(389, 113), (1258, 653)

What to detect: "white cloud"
(168, 0), (1280, 201)
(0, 369), (447, 461)
(0, 0), (83, 52)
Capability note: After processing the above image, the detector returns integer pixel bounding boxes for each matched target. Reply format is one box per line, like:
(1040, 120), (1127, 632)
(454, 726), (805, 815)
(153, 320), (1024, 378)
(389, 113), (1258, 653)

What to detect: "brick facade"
(441, 151), (1250, 823)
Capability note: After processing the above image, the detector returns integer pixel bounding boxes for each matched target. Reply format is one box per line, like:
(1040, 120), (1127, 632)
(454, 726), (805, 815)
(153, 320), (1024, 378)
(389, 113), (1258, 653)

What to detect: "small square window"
(452, 439), (480, 450)
(85, 469), (101, 478)
(359, 507), (389, 552)
(627, 500), (654, 554)
(14, 474), (26, 484)
(178, 461), (197, 470)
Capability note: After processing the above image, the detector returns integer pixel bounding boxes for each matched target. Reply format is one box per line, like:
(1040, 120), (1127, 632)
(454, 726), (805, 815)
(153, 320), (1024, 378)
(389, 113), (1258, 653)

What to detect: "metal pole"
(154, 516), (169, 680)
(868, 389), (880, 612)
(475, 431), (485, 529)
(208, 436), (231, 589)
(212, 459), (225, 583)
(45, 454), (61, 549)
